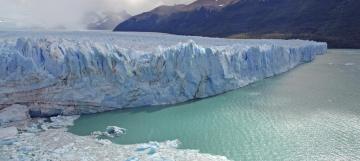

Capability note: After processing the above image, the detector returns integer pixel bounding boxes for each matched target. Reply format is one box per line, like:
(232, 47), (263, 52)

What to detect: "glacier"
(0, 31), (327, 116)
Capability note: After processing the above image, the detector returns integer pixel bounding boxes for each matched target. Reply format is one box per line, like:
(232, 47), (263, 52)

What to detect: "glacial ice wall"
(0, 31), (327, 116)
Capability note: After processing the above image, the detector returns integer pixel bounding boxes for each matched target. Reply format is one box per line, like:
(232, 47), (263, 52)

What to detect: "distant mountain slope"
(114, 0), (360, 48)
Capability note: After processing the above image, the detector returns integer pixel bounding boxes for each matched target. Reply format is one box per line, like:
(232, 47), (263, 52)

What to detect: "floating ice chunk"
(91, 131), (104, 137)
(106, 126), (126, 137)
(91, 126), (126, 138)
(126, 157), (140, 161)
(147, 147), (157, 155)
(49, 115), (80, 127)
(136, 141), (160, 155)
(345, 62), (355, 66)
(38, 115), (80, 130)
(95, 139), (112, 145)
(163, 140), (180, 149)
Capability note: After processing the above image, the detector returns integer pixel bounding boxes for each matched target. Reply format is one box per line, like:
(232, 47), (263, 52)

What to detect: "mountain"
(85, 11), (131, 30)
(114, 0), (360, 48)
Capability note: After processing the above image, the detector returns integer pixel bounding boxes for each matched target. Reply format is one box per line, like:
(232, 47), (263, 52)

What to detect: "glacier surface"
(0, 31), (327, 116)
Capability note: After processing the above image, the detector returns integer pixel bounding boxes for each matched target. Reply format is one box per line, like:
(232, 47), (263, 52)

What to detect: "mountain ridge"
(114, 0), (360, 48)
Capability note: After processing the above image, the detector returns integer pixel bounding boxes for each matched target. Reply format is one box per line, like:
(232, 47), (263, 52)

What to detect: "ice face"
(0, 31), (327, 116)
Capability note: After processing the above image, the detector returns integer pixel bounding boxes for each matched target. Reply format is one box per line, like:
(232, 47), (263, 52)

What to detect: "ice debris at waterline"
(91, 126), (127, 138)
(0, 31), (327, 116)
(0, 116), (229, 161)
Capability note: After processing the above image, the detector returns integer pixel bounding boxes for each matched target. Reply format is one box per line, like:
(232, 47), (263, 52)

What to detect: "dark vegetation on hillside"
(115, 0), (360, 48)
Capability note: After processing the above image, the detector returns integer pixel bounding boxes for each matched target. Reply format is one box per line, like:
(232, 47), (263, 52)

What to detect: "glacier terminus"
(0, 31), (327, 117)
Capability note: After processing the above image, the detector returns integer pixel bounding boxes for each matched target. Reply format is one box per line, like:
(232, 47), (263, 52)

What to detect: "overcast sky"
(0, 0), (195, 30)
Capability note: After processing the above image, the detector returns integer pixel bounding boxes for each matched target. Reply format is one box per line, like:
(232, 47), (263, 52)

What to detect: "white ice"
(0, 31), (327, 116)
(0, 115), (229, 161)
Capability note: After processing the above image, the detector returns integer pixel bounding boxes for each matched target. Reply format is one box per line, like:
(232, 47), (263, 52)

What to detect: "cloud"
(0, 0), (195, 30)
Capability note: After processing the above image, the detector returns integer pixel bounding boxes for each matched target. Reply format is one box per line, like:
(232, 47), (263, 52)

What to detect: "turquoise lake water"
(69, 49), (360, 161)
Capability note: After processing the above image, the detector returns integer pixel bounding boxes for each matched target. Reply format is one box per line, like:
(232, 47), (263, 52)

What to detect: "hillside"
(115, 0), (360, 48)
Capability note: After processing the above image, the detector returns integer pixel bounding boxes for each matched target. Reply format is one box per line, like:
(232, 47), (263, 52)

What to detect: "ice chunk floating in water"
(0, 31), (327, 116)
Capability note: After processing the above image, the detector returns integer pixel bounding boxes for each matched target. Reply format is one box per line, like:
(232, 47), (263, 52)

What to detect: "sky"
(0, 0), (195, 30)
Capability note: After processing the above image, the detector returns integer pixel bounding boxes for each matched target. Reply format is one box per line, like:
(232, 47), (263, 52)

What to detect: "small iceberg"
(91, 126), (126, 138)
(345, 62), (355, 66)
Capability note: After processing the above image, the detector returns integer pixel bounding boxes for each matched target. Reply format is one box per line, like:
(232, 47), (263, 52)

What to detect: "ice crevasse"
(0, 31), (327, 116)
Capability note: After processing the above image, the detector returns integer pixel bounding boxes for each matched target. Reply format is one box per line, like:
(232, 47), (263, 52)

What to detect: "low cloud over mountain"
(0, 0), (194, 30)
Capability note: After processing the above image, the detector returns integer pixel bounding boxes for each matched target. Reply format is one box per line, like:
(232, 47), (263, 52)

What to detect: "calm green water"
(69, 49), (360, 161)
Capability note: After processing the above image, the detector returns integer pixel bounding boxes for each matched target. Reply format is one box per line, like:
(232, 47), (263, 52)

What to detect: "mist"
(0, 0), (195, 30)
